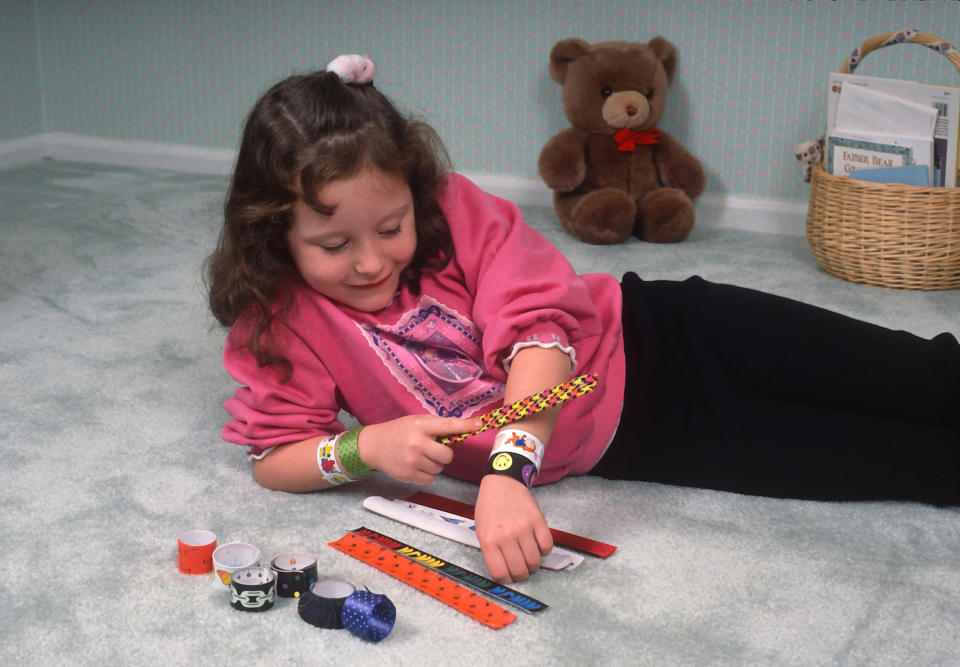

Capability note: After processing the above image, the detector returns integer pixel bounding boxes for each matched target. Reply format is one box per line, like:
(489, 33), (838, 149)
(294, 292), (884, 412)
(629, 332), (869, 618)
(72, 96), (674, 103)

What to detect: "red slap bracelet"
(328, 530), (517, 629)
(406, 491), (618, 559)
(177, 529), (217, 575)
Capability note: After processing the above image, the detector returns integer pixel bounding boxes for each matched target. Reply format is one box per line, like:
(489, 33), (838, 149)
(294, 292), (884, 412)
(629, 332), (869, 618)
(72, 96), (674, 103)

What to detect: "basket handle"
(841, 29), (960, 76)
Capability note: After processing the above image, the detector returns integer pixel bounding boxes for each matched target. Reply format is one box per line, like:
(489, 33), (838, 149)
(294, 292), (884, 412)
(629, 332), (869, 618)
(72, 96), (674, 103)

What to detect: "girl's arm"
(474, 345), (573, 583)
(252, 414), (481, 492)
(252, 434), (336, 492)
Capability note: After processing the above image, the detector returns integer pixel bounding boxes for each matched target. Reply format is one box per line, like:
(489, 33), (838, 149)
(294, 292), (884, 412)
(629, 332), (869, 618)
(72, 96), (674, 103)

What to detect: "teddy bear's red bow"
(614, 127), (662, 151)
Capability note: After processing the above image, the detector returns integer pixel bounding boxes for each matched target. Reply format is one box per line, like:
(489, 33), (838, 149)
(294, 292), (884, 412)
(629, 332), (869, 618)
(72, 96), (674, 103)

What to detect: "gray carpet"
(1, 159), (959, 665)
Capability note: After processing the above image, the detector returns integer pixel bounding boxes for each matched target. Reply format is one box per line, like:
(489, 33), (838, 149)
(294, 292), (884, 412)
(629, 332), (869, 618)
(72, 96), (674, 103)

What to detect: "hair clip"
(326, 54), (376, 84)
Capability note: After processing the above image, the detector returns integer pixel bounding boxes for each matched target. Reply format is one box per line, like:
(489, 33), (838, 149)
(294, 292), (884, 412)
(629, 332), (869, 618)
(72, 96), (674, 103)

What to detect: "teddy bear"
(538, 38), (706, 244)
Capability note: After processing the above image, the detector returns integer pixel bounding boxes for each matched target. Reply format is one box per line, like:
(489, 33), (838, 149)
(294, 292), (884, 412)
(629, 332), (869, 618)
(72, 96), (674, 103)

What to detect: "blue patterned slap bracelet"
(298, 579), (396, 642)
(340, 588), (397, 642)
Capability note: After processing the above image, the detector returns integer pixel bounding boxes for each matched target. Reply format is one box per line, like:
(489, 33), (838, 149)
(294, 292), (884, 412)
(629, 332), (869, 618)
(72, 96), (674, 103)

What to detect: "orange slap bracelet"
(328, 531), (516, 629)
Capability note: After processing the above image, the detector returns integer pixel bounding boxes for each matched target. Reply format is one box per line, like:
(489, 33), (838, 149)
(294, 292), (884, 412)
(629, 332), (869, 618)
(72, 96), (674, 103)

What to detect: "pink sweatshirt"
(222, 174), (626, 485)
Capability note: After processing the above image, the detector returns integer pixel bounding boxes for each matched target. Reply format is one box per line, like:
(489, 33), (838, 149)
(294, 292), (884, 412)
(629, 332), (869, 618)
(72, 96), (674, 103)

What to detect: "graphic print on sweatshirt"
(357, 295), (505, 417)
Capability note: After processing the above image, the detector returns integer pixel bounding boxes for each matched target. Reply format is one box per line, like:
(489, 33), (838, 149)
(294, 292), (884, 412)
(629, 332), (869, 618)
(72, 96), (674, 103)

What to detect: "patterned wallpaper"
(3, 0), (958, 201)
(0, 1), (43, 139)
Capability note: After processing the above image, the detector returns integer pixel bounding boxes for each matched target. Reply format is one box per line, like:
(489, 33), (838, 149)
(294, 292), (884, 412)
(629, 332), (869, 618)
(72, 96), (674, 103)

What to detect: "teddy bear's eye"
(601, 87), (613, 98)
(644, 90), (653, 99)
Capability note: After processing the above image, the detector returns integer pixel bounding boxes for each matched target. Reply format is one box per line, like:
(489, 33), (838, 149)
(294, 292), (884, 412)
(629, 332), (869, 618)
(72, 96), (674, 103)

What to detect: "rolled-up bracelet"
(271, 552), (319, 599)
(299, 579), (397, 642)
(299, 579), (356, 629)
(229, 566), (277, 612)
(485, 450), (538, 488)
(491, 428), (545, 470)
(316, 428), (374, 485)
(317, 434), (351, 486)
(336, 427), (375, 478)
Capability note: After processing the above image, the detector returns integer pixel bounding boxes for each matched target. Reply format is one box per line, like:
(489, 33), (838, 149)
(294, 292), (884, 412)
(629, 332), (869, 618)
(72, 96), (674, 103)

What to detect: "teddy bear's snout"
(601, 91), (650, 129)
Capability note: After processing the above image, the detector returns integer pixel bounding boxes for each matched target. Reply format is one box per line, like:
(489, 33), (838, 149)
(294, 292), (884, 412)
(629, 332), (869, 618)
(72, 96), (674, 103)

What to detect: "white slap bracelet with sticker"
(362, 495), (584, 571)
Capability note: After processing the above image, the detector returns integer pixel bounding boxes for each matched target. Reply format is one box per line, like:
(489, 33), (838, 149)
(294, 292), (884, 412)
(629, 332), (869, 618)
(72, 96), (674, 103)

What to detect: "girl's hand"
(357, 415), (481, 485)
(474, 474), (553, 584)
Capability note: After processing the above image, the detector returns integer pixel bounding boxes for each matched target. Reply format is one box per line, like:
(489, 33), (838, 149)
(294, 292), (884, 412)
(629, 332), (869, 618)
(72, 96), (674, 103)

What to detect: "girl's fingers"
(415, 471), (437, 485)
(534, 522), (554, 556)
(433, 416), (482, 436)
(418, 455), (446, 476)
(423, 440), (455, 467)
(519, 534), (543, 573)
(501, 542), (532, 583)
(483, 547), (511, 584)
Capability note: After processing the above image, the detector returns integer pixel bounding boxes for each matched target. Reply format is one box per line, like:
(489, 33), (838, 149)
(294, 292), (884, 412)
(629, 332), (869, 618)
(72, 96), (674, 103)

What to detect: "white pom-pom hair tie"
(326, 54), (376, 84)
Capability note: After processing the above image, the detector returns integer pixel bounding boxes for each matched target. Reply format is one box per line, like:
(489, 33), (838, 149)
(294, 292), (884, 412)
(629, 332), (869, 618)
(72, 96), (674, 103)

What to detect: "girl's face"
(286, 166), (417, 312)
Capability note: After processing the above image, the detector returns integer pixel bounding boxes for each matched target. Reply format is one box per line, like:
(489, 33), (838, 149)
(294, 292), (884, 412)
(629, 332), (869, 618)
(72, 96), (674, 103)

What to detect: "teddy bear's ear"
(548, 38), (591, 84)
(647, 36), (678, 84)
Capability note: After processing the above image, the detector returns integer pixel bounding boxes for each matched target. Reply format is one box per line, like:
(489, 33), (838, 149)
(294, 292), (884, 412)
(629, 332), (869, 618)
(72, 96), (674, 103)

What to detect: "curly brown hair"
(205, 70), (453, 378)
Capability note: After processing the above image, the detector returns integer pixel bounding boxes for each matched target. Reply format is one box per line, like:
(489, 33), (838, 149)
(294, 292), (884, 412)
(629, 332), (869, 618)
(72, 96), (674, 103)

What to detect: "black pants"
(591, 273), (960, 505)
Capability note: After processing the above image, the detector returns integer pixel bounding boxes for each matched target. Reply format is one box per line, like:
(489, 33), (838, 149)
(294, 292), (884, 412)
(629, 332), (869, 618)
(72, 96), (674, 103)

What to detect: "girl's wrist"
(338, 428), (375, 478)
(484, 428), (544, 489)
(355, 423), (379, 472)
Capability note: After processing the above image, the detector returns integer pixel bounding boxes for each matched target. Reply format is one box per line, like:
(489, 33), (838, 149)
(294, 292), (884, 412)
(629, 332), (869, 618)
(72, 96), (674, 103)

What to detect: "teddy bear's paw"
(538, 139), (588, 192)
(635, 188), (695, 243)
(565, 189), (637, 244)
(541, 167), (587, 194)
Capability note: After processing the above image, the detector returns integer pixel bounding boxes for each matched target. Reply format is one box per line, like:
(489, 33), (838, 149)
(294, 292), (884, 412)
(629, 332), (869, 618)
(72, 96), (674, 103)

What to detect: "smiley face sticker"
(491, 452), (513, 471)
(485, 451), (536, 488)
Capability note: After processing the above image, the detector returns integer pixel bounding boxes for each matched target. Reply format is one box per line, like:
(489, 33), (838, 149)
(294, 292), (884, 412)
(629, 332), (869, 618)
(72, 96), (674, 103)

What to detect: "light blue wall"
(5, 0), (959, 201)
(0, 1), (43, 140)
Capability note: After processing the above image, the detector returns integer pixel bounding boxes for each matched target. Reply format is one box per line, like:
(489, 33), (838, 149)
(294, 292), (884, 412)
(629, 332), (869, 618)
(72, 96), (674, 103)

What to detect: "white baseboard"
(0, 132), (235, 175)
(460, 171), (807, 237)
(0, 134), (51, 166)
(1, 133), (807, 236)
(694, 192), (808, 237)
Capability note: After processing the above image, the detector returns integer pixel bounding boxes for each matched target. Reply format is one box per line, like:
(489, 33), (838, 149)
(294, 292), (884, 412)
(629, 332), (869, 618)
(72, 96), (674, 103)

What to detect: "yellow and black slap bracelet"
(438, 373), (599, 446)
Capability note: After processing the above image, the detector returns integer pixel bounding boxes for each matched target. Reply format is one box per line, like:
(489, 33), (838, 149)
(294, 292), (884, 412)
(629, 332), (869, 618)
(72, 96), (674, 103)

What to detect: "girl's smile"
(352, 274), (391, 290)
(286, 167), (418, 312)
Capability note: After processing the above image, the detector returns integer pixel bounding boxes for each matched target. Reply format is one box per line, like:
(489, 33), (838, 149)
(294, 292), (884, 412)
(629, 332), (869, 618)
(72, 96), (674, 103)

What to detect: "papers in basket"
(825, 72), (960, 186)
(827, 83), (937, 183)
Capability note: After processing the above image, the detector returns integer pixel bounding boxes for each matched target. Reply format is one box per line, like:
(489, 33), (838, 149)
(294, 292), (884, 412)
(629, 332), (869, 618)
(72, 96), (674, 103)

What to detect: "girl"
(207, 56), (960, 585)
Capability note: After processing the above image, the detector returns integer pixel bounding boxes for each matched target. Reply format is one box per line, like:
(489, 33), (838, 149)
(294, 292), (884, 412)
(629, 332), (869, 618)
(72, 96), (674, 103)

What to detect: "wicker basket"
(805, 30), (960, 290)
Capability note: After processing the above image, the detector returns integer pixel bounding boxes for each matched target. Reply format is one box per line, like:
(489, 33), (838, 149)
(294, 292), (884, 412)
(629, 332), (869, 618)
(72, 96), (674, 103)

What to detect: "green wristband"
(337, 428), (375, 478)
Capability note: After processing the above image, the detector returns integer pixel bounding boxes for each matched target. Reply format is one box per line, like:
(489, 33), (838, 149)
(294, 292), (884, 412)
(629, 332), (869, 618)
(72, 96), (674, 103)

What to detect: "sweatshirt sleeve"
(220, 318), (345, 456)
(440, 174), (603, 379)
